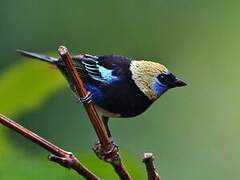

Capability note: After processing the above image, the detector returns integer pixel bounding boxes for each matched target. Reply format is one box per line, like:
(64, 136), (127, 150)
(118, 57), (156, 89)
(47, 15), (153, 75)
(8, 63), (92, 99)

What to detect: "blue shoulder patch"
(82, 59), (119, 84)
(93, 65), (119, 84)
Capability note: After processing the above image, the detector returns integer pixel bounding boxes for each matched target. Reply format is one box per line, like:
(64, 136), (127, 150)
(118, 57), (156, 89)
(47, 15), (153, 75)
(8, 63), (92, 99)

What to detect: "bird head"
(130, 60), (186, 101)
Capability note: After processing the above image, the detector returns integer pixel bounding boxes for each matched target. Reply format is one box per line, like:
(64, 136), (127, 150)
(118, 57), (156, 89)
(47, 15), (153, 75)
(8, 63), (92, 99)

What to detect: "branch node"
(143, 153), (160, 180)
(92, 142), (120, 163)
(58, 46), (68, 55)
(0, 113), (99, 180)
(48, 154), (72, 169)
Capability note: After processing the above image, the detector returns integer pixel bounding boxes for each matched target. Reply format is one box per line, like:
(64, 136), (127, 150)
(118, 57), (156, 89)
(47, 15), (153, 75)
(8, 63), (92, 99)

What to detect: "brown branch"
(143, 153), (160, 180)
(58, 46), (109, 147)
(0, 113), (99, 180)
(58, 46), (131, 180)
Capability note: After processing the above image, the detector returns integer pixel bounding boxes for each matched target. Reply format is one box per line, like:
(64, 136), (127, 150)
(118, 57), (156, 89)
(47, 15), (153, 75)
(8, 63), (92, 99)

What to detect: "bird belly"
(95, 105), (121, 118)
(84, 82), (153, 118)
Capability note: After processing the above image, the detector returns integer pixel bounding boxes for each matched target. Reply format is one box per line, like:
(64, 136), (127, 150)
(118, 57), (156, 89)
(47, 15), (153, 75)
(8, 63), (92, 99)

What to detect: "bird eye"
(157, 73), (175, 85)
(157, 74), (167, 84)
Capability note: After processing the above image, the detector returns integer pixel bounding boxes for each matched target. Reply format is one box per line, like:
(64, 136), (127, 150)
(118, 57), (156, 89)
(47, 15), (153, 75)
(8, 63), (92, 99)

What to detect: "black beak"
(169, 78), (187, 88)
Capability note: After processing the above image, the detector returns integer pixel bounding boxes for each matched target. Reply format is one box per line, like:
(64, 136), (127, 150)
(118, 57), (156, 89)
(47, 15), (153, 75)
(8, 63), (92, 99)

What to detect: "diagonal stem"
(58, 46), (131, 180)
(58, 46), (110, 148)
(0, 113), (99, 180)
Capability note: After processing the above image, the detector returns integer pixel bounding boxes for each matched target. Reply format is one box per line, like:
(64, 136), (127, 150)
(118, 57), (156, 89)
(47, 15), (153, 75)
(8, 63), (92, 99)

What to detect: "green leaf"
(0, 60), (66, 117)
(0, 59), (67, 156)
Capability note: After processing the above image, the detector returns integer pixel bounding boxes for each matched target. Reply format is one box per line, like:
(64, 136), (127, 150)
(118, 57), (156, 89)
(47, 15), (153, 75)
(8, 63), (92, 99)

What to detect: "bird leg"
(92, 116), (119, 162)
(102, 116), (112, 138)
(102, 116), (118, 148)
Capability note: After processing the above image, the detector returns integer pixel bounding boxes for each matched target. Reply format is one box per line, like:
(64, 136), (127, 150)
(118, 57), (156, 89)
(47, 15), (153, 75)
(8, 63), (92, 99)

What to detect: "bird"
(17, 49), (186, 138)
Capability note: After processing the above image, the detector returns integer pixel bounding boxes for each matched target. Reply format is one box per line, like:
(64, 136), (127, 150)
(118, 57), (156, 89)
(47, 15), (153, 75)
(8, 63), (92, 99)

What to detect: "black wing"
(57, 53), (131, 86)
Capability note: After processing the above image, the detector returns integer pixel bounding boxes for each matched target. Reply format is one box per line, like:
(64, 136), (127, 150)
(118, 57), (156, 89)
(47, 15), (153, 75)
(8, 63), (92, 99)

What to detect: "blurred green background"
(0, 0), (240, 179)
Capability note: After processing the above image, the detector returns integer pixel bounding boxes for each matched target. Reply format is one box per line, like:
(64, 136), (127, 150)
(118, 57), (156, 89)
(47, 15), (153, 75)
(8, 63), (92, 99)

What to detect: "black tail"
(16, 49), (58, 64)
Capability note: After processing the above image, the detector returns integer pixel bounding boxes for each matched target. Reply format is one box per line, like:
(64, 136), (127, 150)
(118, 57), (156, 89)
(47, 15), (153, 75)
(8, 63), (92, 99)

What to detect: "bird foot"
(92, 141), (120, 163)
(77, 91), (92, 103)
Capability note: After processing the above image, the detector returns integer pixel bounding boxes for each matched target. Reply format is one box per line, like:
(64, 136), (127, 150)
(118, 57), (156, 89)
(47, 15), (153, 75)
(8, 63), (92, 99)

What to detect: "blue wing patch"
(97, 66), (119, 83)
(82, 57), (119, 84)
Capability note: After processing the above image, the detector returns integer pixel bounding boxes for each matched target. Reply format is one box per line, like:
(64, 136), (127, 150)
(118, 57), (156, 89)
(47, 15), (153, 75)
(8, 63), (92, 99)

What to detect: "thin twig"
(143, 153), (160, 180)
(0, 113), (99, 180)
(58, 46), (109, 147)
(58, 46), (131, 180)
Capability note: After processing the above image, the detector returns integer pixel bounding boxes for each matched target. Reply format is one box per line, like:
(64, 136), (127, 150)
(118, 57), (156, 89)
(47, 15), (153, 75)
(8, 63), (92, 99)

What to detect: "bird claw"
(92, 141), (120, 162)
(77, 91), (92, 103)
